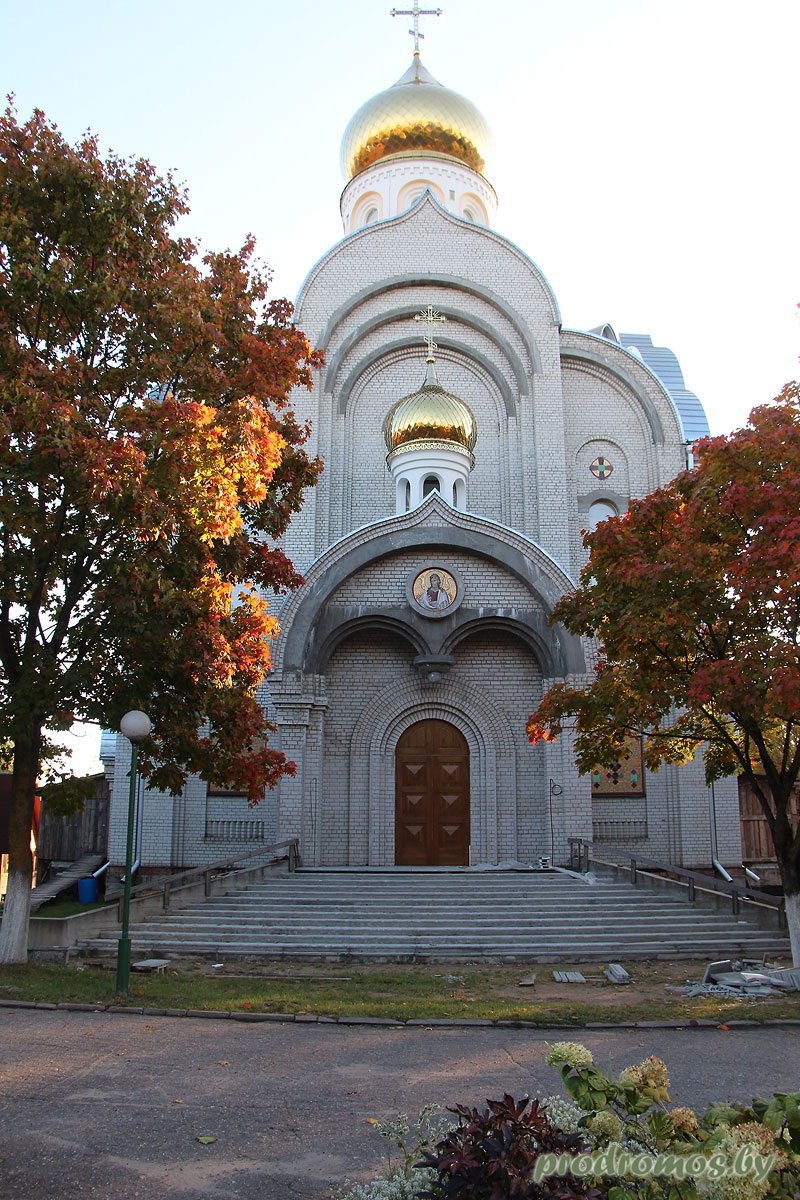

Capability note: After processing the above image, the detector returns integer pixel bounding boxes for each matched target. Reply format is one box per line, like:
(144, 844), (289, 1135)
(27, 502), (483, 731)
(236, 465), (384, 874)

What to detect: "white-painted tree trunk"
(784, 891), (800, 968)
(0, 867), (32, 964)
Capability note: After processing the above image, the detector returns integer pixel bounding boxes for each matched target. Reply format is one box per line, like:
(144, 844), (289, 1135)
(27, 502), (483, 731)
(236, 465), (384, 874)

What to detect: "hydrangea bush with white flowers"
(332, 1104), (452, 1200)
(542, 1042), (798, 1200)
(333, 1044), (800, 1200)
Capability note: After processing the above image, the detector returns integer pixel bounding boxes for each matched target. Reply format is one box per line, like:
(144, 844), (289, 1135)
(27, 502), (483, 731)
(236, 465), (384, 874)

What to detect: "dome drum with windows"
(384, 351), (477, 513)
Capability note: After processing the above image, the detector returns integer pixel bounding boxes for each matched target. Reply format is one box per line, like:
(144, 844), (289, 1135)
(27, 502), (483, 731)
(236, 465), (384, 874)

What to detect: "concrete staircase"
(76, 868), (791, 961)
(30, 854), (106, 912)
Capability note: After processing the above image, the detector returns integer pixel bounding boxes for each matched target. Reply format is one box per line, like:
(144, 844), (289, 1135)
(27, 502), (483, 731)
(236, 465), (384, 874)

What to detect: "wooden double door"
(395, 719), (470, 866)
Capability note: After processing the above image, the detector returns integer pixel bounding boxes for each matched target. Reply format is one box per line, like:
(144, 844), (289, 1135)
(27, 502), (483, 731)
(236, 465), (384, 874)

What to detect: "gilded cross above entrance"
(414, 304), (446, 358)
(390, 2), (443, 54)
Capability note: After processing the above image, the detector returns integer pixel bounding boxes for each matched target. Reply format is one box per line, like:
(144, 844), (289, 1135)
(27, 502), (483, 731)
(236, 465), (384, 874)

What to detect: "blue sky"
(3, 0), (798, 772)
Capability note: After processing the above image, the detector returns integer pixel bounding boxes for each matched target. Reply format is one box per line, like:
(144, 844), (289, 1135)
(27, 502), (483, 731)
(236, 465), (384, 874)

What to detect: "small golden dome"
(384, 360), (477, 454)
(341, 56), (491, 181)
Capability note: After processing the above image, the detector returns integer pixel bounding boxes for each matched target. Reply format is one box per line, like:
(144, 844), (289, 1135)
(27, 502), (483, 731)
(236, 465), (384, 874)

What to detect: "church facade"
(106, 45), (742, 874)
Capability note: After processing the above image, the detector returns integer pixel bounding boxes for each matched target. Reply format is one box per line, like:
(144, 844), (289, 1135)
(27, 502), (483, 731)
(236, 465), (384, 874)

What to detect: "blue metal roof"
(619, 332), (710, 442)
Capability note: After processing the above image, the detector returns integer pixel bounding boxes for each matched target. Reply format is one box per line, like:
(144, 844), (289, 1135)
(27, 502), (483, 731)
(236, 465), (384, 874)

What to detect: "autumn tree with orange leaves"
(528, 382), (800, 964)
(0, 105), (321, 962)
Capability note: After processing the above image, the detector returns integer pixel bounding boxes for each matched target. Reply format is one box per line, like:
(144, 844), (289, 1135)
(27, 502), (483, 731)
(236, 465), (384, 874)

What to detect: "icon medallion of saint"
(408, 566), (463, 617)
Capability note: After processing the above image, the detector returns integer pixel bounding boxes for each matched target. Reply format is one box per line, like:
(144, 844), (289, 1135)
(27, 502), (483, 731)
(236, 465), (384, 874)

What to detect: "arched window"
(588, 499), (618, 530)
(423, 475), (440, 498)
(398, 181), (444, 211)
(405, 480), (411, 511)
(460, 196), (487, 225)
(353, 195), (381, 231)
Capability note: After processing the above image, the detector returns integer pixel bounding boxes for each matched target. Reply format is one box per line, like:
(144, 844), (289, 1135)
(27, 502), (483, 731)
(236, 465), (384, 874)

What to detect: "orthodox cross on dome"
(414, 304), (446, 359)
(390, 3), (443, 54)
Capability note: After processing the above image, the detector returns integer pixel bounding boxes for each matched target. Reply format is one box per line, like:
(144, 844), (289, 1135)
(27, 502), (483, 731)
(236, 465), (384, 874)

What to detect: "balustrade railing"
(115, 838), (300, 918)
(567, 837), (785, 928)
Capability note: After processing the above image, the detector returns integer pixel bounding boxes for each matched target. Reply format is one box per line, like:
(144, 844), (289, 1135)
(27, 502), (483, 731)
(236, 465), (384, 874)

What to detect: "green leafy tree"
(528, 383), (800, 964)
(0, 104), (322, 962)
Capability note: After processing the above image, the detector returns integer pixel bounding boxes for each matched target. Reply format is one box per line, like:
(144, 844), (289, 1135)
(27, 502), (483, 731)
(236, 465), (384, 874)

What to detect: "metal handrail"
(113, 838), (300, 918)
(567, 837), (786, 927)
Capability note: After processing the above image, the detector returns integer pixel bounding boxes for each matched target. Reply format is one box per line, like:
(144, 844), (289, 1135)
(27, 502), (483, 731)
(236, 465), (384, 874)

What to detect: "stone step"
(80, 925), (785, 944)
(134, 892), (729, 907)
(200, 890), (687, 903)
(79, 936), (789, 962)
(78, 934), (789, 961)
(143, 892), (732, 908)
(119, 911), (763, 930)
(81, 926), (787, 945)
(137, 902), (768, 923)
(245, 877), (597, 890)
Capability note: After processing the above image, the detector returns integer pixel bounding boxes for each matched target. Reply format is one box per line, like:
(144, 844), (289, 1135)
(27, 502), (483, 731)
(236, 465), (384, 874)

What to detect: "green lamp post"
(115, 709), (152, 994)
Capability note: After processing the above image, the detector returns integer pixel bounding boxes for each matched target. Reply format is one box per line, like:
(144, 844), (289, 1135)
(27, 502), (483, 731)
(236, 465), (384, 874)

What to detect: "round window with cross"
(590, 456), (614, 480)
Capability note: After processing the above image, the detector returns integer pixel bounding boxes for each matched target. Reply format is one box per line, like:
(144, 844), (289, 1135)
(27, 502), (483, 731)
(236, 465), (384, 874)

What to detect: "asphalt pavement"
(0, 1008), (798, 1199)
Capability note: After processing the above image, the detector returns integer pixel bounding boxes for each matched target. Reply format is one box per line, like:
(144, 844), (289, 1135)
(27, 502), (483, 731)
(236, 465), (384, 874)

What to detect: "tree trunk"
(0, 728), (41, 964)
(785, 892), (800, 969)
(750, 773), (800, 968)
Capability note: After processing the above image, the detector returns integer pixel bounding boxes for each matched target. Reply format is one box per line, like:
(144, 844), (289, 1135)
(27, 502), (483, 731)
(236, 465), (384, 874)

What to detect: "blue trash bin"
(78, 877), (98, 904)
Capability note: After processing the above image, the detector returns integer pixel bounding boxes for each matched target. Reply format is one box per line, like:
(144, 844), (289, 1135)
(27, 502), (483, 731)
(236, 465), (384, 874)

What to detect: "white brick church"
(105, 34), (742, 875)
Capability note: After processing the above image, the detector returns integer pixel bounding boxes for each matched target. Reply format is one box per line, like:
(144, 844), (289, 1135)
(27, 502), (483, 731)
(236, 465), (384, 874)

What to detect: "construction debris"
(604, 963), (631, 985)
(132, 958), (171, 973)
(547, 966), (631, 987)
(702, 960), (733, 983)
(518, 973), (537, 988)
(768, 967), (800, 990)
(671, 957), (798, 999)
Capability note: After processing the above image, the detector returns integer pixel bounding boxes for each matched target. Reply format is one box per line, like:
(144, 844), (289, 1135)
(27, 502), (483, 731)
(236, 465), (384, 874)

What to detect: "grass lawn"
(32, 899), (115, 918)
(0, 958), (797, 1024)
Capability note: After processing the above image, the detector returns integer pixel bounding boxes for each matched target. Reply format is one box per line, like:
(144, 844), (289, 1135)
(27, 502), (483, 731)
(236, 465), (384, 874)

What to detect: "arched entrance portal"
(395, 719), (470, 866)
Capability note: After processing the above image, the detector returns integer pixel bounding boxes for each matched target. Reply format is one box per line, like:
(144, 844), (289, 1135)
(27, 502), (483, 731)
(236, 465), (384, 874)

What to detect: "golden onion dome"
(384, 360), (477, 454)
(341, 56), (491, 181)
